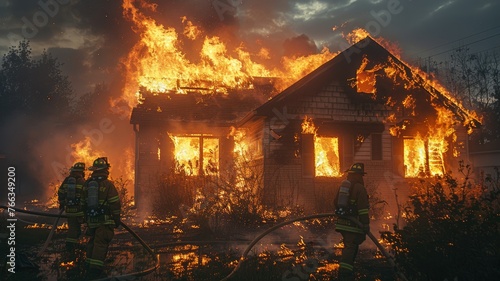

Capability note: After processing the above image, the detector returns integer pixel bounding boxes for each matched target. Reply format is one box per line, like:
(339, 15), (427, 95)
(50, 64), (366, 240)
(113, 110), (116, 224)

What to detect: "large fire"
(348, 28), (480, 122)
(301, 116), (341, 177)
(348, 33), (479, 177)
(230, 127), (260, 190)
(169, 134), (219, 176)
(68, 137), (135, 185)
(120, 0), (337, 109)
(106, 0), (481, 194)
(70, 137), (106, 169)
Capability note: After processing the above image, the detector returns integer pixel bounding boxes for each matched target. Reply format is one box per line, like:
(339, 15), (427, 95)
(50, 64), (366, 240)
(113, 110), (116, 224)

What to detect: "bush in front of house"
(113, 176), (135, 219)
(381, 163), (500, 280)
(151, 167), (198, 218)
(150, 156), (269, 234)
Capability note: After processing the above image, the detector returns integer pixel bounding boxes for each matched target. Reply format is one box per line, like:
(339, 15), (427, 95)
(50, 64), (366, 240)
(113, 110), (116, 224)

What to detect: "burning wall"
(119, 0), (344, 213)
(120, 0), (480, 216)
(130, 87), (269, 212)
(234, 35), (480, 215)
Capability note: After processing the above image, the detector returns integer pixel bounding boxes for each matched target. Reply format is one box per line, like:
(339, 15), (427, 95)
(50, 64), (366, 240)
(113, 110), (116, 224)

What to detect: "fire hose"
(220, 213), (408, 281)
(93, 221), (160, 281)
(0, 205), (159, 280)
(2, 206), (407, 280)
(37, 208), (64, 257)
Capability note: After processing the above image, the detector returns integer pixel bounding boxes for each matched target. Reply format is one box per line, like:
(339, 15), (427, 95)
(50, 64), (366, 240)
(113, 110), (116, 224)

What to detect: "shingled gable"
(239, 36), (480, 128)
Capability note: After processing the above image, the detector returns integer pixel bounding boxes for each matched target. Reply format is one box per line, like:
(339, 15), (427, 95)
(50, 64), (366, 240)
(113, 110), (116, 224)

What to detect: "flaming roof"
(242, 36), (481, 130)
(129, 86), (269, 126)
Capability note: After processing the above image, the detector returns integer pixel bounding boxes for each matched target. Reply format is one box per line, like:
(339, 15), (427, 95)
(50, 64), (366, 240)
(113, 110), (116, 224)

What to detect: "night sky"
(1, 0), (499, 96)
(1, 0), (499, 201)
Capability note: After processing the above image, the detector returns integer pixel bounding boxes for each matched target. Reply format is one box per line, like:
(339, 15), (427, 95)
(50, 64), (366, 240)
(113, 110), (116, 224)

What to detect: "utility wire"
(426, 33), (500, 58)
(412, 24), (500, 57)
(471, 44), (500, 56)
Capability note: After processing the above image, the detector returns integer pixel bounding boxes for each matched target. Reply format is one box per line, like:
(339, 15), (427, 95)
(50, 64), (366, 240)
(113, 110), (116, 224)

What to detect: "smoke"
(283, 34), (320, 57)
(0, 97), (134, 205)
(0, 113), (67, 202)
(0, 0), (341, 205)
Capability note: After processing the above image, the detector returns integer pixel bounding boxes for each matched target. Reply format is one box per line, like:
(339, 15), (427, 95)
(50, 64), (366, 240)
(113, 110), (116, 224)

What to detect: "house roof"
(130, 88), (267, 126)
(239, 36), (481, 129)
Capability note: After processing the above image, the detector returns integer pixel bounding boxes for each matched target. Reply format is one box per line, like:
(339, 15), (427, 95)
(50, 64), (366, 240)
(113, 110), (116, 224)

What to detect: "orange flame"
(69, 138), (134, 185)
(70, 137), (106, 168)
(346, 28), (480, 132)
(315, 136), (341, 177)
(349, 30), (481, 178)
(354, 56), (384, 94)
(181, 16), (201, 40)
(233, 128), (255, 187)
(60, 261), (75, 268)
(301, 116), (340, 177)
(120, 0), (337, 110)
(301, 116), (317, 135)
(169, 134), (219, 176)
(231, 127), (249, 159)
(345, 28), (402, 59)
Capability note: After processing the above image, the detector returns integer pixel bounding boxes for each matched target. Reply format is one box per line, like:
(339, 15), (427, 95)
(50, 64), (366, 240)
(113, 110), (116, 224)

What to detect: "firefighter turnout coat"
(334, 180), (370, 234)
(81, 170), (121, 228)
(58, 172), (85, 217)
(81, 170), (121, 270)
(58, 171), (85, 246)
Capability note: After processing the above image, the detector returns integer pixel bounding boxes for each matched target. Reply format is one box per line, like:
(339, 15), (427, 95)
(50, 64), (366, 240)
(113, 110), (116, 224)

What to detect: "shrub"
(151, 153), (267, 233)
(112, 176), (135, 219)
(382, 163), (500, 280)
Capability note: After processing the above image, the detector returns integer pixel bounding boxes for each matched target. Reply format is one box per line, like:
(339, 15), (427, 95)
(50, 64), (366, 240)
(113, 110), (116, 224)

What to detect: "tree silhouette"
(0, 40), (75, 201)
(0, 40), (73, 123)
(440, 47), (500, 144)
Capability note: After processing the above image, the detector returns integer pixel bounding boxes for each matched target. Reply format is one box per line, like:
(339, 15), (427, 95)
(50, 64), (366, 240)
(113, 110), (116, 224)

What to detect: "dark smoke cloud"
(283, 34), (319, 57)
(0, 0), (136, 203)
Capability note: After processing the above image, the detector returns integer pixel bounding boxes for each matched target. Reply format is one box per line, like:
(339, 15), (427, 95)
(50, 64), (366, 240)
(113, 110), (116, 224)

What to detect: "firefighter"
(81, 157), (121, 279)
(57, 162), (86, 260)
(334, 163), (370, 281)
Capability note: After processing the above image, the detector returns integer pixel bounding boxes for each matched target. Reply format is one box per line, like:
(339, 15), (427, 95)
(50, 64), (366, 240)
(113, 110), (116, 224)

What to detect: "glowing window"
(170, 135), (219, 176)
(357, 70), (376, 93)
(403, 137), (444, 177)
(314, 137), (341, 177)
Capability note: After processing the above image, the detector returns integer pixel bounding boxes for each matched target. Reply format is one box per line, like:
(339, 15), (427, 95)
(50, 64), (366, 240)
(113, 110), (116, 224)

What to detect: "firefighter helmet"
(70, 162), (86, 172)
(345, 163), (367, 175)
(88, 157), (110, 171)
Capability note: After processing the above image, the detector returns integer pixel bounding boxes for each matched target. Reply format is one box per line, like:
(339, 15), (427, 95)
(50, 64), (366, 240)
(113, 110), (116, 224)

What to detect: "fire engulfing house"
(130, 37), (480, 215)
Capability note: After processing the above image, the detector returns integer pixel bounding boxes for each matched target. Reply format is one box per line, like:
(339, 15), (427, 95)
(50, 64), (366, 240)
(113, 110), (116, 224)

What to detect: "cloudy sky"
(1, 0), (499, 97)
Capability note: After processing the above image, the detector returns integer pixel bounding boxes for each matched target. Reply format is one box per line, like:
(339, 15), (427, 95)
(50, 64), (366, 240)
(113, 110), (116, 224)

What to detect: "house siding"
(129, 37), (481, 220)
(254, 80), (398, 213)
(134, 123), (161, 211)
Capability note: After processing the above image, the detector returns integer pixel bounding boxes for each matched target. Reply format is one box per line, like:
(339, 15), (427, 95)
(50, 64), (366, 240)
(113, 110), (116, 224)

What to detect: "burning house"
(130, 36), (480, 215)
(129, 83), (273, 210)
